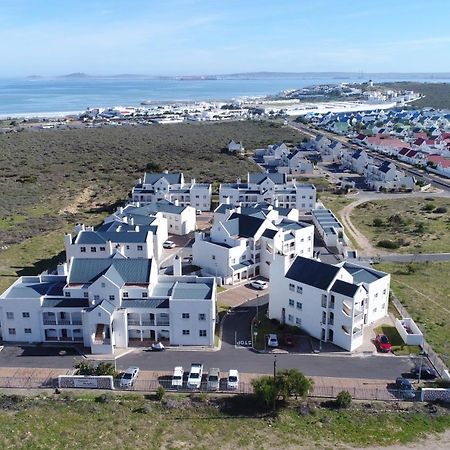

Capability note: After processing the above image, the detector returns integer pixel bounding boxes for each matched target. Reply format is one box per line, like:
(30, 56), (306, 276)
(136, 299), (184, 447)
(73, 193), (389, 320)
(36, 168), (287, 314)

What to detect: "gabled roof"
(248, 172), (286, 185)
(285, 256), (340, 290)
(378, 161), (395, 173)
(341, 262), (387, 284)
(330, 279), (360, 297)
(143, 172), (182, 185)
(68, 258), (152, 285)
(227, 213), (267, 238)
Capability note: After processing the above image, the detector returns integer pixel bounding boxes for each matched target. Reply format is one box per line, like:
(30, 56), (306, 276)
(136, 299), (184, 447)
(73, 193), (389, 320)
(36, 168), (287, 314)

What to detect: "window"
(212, 255), (216, 260)
(142, 292), (148, 298)
(94, 295), (100, 301)
(297, 286), (303, 294)
(22, 312), (30, 318)
(289, 299), (294, 307)
(182, 329), (190, 335)
(198, 313), (206, 321)
(296, 302), (302, 310)
(109, 295), (115, 301)
(383, 289), (387, 295)
(296, 317), (302, 326)
(321, 295), (327, 308)
(308, 236), (311, 241)
(24, 328), (32, 334)
(8, 328), (16, 335)
(137, 245), (143, 251)
(182, 313), (190, 319)
(375, 292), (378, 298)
(322, 312), (327, 324)
(199, 330), (207, 337)
(123, 292), (129, 298)
(99, 246), (106, 251)
(83, 292), (89, 298)
(289, 283), (295, 292)
(101, 282), (106, 288)
(65, 291), (71, 298)
(126, 245), (130, 250)
(90, 247), (96, 253)
(80, 247), (86, 253)
(6, 312), (14, 320)
(288, 314), (294, 322)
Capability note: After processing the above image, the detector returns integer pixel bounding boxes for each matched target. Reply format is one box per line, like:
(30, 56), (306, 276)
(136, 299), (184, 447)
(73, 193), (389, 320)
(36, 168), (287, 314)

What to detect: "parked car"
(375, 334), (392, 353)
(283, 334), (294, 346)
(171, 366), (184, 388)
(196, 209), (202, 215)
(227, 369), (239, 390)
(187, 363), (203, 389)
(250, 280), (268, 290)
(395, 377), (416, 399)
(163, 240), (176, 249)
(150, 341), (165, 351)
(120, 367), (140, 388)
(207, 368), (220, 391)
(267, 334), (279, 348)
(412, 365), (438, 380)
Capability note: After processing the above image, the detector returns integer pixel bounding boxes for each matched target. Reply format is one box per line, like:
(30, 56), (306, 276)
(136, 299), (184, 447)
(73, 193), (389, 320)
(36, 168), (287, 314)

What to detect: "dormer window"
(65, 291), (71, 298)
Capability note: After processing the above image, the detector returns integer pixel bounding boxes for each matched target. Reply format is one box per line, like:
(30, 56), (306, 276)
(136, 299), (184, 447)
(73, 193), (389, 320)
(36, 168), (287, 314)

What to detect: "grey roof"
(279, 220), (311, 231)
(248, 172), (286, 185)
(143, 172), (182, 185)
(227, 213), (267, 238)
(76, 231), (107, 245)
(152, 282), (175, 297)
(42, 298), (90, 308)
(214, 204), (234, 214)
(121, 298), (169, 308)
(172, 282), (212, 300)
(286, 256), (340, 290)
(4, 279), (65, 299)
(231, 260), (254, 271)
(262, 229), (278, 239)
(97, 300), (116, 314)
(68, 258), (152, 285)
(378, 161), (395, 173)
(330, 280), (359, 297)
(342, 263), (386, 284)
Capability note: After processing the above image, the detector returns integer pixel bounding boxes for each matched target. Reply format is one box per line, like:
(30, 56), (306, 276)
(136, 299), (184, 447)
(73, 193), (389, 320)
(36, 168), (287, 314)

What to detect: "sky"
(1, 0), (450, 76)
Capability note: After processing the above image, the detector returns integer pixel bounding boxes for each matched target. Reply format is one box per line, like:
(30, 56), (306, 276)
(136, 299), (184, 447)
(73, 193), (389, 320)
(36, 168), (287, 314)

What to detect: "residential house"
(341, 150), (371, 174)
(277, 149), (314, 175)
(227, 139), (244, 154)
(0, 257), (216, 354)
(426, 155), (450, 178)
(365, 161), (416, 191)
(268, 254), (390, 351)
(219, 172), (317, 212)
(131, 171), (212, 211)
(311, 209), (348, 254)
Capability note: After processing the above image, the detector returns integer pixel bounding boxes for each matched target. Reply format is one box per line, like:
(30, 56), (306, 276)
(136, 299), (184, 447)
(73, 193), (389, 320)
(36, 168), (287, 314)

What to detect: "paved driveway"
(218, 280), (268, 307)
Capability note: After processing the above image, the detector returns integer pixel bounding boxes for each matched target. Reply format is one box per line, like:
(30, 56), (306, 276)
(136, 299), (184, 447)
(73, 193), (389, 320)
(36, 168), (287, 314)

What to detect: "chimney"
(138, 178), (142, 184)
(173, 255), (182, 276)
(164, 169), (169, 174)
(192, 178), (196, 185)
(224, 196), (230, 205)
(135, 225), (140, 232)
(174, 199), (179, 206)
(237, 177), (241, 184)
(123, 216), (128, 224)
(130, 217), (134, 226)
(118, 206), (124, 214)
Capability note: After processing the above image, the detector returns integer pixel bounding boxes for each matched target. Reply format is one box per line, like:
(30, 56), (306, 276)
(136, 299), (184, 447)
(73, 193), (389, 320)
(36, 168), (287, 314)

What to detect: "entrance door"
(61, 329), (68, 339)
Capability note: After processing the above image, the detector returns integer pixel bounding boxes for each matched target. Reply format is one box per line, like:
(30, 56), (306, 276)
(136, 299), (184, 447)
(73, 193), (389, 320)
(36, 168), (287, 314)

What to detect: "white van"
(187, 363), (203, 389)
(227, 369), (239, 390)
(171, 366), (184, 388)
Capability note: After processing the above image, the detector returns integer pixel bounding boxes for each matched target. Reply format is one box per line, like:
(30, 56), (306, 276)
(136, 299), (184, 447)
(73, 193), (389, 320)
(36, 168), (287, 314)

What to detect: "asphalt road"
(0, 296), (414, 381)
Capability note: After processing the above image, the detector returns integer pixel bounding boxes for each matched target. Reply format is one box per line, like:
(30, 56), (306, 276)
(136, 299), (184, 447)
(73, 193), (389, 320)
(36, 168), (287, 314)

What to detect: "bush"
(423, 203), (435, 212)
(372, 218), (384, 227)
(156, 386), (165, 402)
(434, 207), (447, 214)
(335, 390), (352, 408)
(377, 240), (400, 249)
(252, 376), (278, 409)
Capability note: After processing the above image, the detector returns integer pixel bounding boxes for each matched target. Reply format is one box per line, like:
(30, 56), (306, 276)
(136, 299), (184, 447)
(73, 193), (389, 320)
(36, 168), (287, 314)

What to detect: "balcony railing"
(58, 320), (71, 325)
(141, 320), (154, 326)
(72, 320), (82, 325)
(93, 339), (111, 345)
(156, 320), (170, 326)
(128, 319), (141, 326)
(354, 311), (364, 323)
(43, 319), (57, 325)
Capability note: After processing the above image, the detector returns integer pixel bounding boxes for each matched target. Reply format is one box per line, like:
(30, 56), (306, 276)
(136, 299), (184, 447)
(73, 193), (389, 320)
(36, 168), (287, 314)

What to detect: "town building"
(131, 171), (212, 211)
(268, 254), (390, 351)
(227, 139), (244, 154)
(219, 172), (317, 212)
(0, 257), (216, 354)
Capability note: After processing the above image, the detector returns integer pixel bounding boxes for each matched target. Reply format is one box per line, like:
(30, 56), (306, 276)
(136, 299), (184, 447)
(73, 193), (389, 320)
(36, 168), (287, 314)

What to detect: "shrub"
(377, 240), (400, 249)
(372, 218), (384, 227)
(335, 390), (352, 408)
(156, 386), (165, 402)
(423, 203), (435, 212)
(252, 376), (278, 409)
(434, 207), (447, 214)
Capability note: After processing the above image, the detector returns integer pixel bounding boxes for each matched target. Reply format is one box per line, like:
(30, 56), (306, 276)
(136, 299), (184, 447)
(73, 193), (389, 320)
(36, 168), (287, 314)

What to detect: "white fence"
(420, 388), (450, 403)
(395, 318), (423, 346)
(58, 375), (114, 390)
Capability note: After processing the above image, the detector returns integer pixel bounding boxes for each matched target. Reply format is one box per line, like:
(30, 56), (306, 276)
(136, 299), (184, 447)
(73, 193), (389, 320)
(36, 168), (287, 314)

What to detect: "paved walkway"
(217, 280), (265, 307)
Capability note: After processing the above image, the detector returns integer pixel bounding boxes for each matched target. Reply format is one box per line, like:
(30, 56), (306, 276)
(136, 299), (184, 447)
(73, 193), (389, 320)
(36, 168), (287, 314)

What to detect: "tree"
(95, 362), (117, 377)
(252, 376), (278, 409)
(372, 218), (384, 227)
(335, 390), (352, 408)
(276, 369), (314, 400)
(74, 360), (96, 376)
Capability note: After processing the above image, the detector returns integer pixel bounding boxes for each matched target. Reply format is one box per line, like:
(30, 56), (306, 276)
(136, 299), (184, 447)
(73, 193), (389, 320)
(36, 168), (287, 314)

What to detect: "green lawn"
(374, 324), (421, 356)
(351, 198), (450, 253)
(375, 261), (450, 366)
(0, 392), (448, 449)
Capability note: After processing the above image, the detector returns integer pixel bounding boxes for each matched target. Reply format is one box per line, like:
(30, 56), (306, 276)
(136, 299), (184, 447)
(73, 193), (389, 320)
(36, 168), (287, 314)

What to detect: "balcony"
(72, 319), (82, 325)
(128, 319), (141, 326)
(43, 319), (57, 325)
(156, 320), (170, 326)
(141, 320), (154, 326)
(354, 310), (364, 323)
(58, 319), (71, 325)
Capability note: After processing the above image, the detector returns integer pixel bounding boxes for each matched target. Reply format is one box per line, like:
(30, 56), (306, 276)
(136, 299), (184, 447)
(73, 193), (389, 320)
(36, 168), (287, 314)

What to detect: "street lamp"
(319, 321), (323, 352)
(273, 354), (277, 378)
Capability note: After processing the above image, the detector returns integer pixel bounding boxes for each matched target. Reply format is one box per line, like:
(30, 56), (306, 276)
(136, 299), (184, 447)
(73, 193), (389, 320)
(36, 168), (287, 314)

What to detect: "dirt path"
(337, 191), (450, 257)
(59, 186), (94, 215)
(366, 429), (450, 450)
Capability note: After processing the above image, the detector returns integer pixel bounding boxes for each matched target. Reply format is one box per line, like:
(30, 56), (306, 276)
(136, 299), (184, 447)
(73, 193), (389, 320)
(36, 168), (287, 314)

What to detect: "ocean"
(0, 75), (448, 118)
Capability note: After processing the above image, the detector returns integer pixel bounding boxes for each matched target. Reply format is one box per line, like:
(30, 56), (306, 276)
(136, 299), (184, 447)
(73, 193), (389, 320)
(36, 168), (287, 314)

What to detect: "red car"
(283, 334), (294, 346)
(375, 334), (392, 352)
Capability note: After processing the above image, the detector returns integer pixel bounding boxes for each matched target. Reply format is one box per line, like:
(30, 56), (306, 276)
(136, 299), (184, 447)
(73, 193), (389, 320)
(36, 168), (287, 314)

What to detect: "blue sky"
(1, 0), (450, 76)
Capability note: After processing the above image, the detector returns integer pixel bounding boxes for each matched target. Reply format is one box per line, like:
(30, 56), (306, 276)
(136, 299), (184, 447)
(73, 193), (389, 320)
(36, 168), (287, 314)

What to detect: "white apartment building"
(131, 171), (212, 211)
(268, 254), (390, 351)
(219, 173), (317, 212)
(365, 161), (416, 191)
(65, 215), (167, 264)
(0, 257), (216, 354)
(110, 201), (196, 236)
(193, 206), (314, 284)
